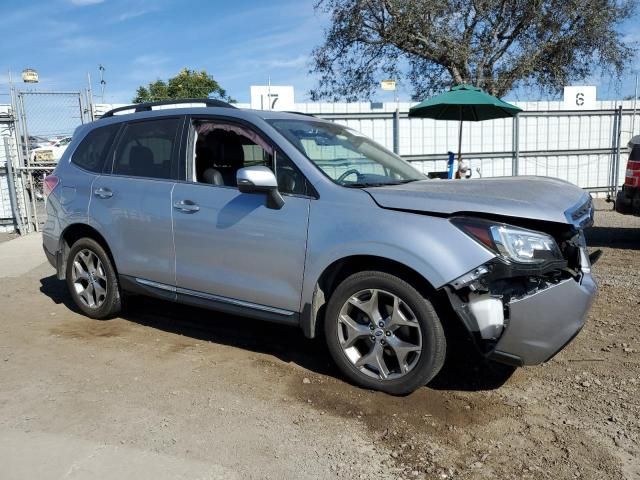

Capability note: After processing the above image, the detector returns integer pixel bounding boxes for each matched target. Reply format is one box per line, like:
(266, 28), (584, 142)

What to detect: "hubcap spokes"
(337, 289), (422, 380)
(71, 249), (107, 309)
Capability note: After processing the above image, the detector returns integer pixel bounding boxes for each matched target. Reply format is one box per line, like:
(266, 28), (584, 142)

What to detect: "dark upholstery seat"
(277, 168), (297, 193)
(208, 132), (245, 186)
(130, 146), (154, 176)
(202, 167), (224, 185)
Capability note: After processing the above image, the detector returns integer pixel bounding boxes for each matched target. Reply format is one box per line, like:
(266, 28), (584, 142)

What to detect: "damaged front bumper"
(489, 272), (596, 366)
(446, 245), (598, 367)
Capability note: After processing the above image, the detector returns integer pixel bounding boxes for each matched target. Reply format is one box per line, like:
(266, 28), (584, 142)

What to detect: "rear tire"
(65, 237), (121, 319)
(324, 271), (446, 395)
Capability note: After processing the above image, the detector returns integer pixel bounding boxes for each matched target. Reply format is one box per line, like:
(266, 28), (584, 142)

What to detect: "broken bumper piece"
(490, 273), (597, 366)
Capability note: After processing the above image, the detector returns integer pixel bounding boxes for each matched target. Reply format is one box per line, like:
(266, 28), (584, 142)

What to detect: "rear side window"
(71, 124), (119, 173)
(113, 118), (181, 179)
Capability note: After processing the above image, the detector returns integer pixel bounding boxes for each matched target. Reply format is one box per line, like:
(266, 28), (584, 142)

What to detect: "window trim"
(106, 116), (186, 181)
(180, 114), (318, 199)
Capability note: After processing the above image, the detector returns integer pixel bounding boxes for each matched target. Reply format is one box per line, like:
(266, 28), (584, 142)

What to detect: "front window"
(268, 119), (425, 186)
(190, 120), (310, 196)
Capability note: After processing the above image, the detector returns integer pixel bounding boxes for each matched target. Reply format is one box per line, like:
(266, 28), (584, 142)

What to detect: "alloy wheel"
(337, 289), (422, 380)
(71, 249), (107, 309)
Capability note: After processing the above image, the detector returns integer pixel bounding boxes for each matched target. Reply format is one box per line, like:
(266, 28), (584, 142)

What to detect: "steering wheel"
(337, 169), (361, 184)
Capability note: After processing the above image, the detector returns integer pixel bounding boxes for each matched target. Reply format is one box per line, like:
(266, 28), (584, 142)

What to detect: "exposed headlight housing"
(451, 218), (563, 265)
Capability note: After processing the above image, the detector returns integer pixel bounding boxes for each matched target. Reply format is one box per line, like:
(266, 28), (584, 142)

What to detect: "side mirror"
(237, 166), (284, 209)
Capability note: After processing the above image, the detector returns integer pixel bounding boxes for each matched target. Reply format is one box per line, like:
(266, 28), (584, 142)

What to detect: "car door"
(172, 117), (311, 318)
(89, 116), (184, 292)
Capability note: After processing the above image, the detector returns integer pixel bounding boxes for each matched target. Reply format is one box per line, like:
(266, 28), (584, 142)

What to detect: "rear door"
(89, 116), (184, 290)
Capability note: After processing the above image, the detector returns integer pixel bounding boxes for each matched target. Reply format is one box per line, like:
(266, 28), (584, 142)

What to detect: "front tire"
(324, 271), (446, 395)
(65, 237), (121, 319)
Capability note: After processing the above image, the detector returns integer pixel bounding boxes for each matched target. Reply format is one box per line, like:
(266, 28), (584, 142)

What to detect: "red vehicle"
(616, 138), (640, 215)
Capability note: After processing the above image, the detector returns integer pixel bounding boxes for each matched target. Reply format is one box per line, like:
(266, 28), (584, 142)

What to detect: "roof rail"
(101, 98), (236, 118)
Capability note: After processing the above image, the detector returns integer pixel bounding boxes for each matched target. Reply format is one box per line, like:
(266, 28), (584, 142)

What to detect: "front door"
(172, 118), (311, 315)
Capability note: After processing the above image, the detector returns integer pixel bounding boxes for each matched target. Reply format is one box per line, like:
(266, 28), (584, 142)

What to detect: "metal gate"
(11, 90), (92, 231)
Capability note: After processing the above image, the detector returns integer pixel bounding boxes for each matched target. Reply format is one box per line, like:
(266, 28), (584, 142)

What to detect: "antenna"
(98, 64), (106, 103)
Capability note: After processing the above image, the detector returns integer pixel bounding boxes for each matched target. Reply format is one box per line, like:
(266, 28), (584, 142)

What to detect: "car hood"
(365, 176), (592, 225)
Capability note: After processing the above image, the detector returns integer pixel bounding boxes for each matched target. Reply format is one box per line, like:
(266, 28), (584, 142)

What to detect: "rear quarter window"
(71, 124), (120, 173)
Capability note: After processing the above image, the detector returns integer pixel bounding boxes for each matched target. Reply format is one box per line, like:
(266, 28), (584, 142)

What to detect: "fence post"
(608, 108), (618, 201)
(392, 108), (400, 154)
(86, 87), (95, 122)
(17, 93), (39, 231)
(613, 105), (623, 197)
(78, 93), (85, 125)
(10, 88), (32, 233)
(3, 137), (25, 235)
(512, 114), (520, 176)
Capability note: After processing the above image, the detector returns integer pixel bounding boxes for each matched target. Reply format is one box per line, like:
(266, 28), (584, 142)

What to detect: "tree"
(133, 68), (233, 103)
(310, 0), (637, 101)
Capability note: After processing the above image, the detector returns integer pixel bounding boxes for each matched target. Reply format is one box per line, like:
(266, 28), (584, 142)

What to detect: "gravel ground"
(0, 201), (638, 479)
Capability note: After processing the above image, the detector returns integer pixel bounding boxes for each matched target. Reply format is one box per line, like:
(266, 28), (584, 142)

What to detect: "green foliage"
(310, 0), (637, 101)
(133, 69), (233, 103)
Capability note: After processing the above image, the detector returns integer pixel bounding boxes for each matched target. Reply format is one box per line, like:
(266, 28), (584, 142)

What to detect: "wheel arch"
(302, 254), (445, 339)
(58, 223), (118, 280)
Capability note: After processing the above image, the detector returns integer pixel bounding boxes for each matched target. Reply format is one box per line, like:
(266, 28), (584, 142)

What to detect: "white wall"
(0, 105), (29, 234)
(1, 104), (15, 232)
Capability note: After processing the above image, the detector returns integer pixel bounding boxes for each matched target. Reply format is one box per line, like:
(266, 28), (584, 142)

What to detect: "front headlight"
(451, 218), (563, 265)
(490, 224), (562, 263)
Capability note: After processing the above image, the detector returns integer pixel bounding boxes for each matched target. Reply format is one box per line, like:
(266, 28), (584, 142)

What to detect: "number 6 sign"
(564, 86), (596, 110)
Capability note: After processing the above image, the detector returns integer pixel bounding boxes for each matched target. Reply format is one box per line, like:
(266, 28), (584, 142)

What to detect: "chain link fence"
(10, 90), (92, 231)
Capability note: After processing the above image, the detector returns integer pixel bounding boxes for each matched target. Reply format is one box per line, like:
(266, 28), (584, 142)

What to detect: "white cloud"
(260, 55), (308, 69)
(69, 0), (105, 6)
(127, 55), (173, 83)
(57, 35), (108, 51)
(133, 55), (170, 67)
(116, 8), (155, 22)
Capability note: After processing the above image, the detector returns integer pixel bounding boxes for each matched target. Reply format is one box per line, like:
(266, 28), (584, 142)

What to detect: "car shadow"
(39, 274), (515, 393)
(428, 347), (517, 391)
(40, 274), (81, 312)
(585, 226), (640, 250)
(216, 194), (263, 229)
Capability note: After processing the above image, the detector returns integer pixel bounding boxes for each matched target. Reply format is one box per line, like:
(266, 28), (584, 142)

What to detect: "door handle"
(94, 187), (113, 199)
(173, 200), (200, 213)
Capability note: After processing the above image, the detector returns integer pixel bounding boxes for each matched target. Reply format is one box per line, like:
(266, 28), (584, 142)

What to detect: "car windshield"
(268, 119), (426, 186)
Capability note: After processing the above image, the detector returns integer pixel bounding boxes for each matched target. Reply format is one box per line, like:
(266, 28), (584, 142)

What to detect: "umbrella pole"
(457, 118), (463, 177)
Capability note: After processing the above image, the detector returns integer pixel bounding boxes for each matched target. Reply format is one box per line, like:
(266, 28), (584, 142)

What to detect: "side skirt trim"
(136, 277), (176, 293)
(126, 276), (298, 325)
(175, 285), (295, 317)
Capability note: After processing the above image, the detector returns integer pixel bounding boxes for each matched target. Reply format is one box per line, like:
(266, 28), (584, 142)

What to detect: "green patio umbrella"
(408, 84), (522, 167)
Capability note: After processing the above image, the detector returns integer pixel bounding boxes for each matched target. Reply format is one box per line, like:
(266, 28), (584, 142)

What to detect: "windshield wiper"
(343, 179), (421, 188)
(342, 182), (382, 188)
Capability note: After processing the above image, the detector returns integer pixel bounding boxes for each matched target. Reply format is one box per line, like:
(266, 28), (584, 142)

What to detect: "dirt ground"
(0, 232), (18, 244)
(0, 200), (638, 479)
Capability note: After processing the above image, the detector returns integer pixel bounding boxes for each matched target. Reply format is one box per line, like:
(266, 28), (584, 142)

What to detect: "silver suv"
(43, 99), (598, 394)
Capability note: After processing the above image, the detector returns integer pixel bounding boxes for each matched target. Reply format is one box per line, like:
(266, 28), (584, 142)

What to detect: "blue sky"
(1, 0), (639, 104)
(0, 0), (329, 104)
